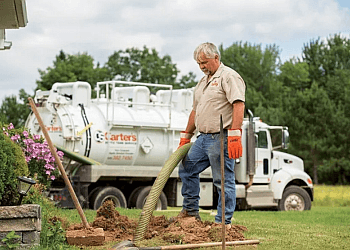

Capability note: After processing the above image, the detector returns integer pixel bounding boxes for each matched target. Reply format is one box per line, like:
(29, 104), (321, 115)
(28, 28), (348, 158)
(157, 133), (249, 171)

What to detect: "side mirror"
(282, 129), (289, 149)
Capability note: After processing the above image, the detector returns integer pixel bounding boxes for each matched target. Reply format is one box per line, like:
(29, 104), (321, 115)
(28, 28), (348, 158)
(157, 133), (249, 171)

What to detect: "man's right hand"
(178, 131), (193, 149)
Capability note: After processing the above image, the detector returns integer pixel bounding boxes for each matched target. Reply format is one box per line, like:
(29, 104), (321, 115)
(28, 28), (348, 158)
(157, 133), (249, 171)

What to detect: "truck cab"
(234, 116), (313, 211)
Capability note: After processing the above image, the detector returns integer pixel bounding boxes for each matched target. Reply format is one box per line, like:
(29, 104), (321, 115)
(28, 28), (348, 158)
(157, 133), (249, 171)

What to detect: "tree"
(173, 72), (197, 89)
(36, 50), (108, 94)
(318, 69), (350, 184)
(278, 58), (310, 91)
(104, 46), (197, 92)
(105, 45), (181, 92)
(281, 82), (337, 184)
(302, 34), (350, 88)
(281, 34), (350, 184)
(105, 46), (178, 84)
(0, 89), (31, 128)
(219, 42), (282, 120)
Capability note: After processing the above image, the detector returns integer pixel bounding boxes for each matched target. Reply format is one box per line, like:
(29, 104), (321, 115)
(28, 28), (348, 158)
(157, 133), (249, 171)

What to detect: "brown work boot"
(169, 209), (201, 222)
(178, 209), (201, 221)
(212, 222), (231, 230)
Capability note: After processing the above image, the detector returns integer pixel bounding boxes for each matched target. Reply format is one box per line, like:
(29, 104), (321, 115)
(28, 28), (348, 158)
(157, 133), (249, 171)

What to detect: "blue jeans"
(179, 132), (236, 224)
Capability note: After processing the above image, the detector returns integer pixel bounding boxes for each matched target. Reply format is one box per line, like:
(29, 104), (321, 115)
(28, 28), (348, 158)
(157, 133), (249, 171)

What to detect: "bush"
(0, 129), (29, 206)
(23, 185), (70, 249)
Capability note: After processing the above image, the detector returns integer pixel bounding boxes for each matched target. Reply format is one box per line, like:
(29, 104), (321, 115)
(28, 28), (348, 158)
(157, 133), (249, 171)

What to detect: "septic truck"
(25, 80), (314, 211)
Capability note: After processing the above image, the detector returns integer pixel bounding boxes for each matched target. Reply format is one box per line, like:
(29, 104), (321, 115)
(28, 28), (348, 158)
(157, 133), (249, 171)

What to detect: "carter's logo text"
(105, 132), (137, 142)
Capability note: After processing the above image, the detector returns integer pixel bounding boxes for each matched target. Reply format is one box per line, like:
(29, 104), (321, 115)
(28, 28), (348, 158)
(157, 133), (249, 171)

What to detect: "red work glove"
(227, 129), (242, 159)
(178, 131), (193, 149)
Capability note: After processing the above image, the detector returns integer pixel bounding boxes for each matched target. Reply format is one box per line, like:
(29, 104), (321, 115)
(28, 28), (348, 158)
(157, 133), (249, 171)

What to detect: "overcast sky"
(1, 0), (349, 104)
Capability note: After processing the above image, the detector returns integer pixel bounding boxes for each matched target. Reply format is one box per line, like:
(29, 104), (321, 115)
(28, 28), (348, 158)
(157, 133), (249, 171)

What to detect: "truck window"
(270, 129), (283, 149)
(256, 131), (268, 149)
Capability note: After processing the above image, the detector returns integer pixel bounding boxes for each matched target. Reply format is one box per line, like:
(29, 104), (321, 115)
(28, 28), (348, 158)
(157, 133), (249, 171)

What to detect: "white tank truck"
(25, 81), (314, 211)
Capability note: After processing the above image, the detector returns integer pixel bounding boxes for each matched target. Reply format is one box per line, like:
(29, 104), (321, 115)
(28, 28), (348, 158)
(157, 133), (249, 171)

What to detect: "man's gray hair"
(193, 42), (220, 61)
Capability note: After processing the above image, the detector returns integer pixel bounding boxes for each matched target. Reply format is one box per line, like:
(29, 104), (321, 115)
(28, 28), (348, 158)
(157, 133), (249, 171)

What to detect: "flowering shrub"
(0, 130), (29, 206)
(2, 123), (63, 187)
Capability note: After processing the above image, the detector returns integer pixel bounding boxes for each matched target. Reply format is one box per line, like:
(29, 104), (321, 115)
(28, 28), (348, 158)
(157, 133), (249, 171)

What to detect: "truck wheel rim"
(142, 198), (162, 210)
(102, 195), (121, 207)
(155, 199), (162, 210)
(284, 194), (305, 211)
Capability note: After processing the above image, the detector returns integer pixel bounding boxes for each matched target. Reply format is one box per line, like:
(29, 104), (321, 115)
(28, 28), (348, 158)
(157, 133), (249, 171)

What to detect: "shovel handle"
(220, 114), (226, 250)
(28, 98), (90, 229)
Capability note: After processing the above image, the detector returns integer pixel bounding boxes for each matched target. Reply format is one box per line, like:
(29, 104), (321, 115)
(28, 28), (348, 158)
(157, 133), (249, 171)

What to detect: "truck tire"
(278, 185), (311, 211)
(135, 186), (168, 210)
(91, 186), (127, 210)
(128, 186), (144, 208)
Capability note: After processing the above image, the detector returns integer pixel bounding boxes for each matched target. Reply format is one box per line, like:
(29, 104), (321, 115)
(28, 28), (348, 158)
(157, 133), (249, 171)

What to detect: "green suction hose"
(133, 143), (192, 244)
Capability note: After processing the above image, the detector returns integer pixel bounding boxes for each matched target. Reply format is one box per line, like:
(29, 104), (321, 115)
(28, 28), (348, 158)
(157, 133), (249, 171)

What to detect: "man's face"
(196, 52), (220, 77)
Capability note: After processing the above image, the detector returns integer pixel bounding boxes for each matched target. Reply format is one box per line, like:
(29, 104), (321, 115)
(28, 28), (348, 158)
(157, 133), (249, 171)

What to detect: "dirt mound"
(92, 200), (138, 242)
(66, 200), (248, 246)
(154, 217), (247, 244)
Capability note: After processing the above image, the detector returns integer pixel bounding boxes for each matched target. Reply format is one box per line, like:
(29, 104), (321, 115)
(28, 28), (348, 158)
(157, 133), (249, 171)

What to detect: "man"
(178, 42), (245, 225)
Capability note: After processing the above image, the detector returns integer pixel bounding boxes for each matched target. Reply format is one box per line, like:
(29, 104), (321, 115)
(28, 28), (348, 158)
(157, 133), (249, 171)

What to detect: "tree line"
(1, 34), (350, 184)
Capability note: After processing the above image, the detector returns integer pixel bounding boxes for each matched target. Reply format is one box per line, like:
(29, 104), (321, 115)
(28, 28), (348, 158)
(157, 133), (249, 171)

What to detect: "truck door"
(254, 129), (271, 183)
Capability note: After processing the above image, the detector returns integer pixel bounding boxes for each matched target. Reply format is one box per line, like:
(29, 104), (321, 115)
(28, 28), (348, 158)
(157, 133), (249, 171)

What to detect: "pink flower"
(7, 123), (14, 130)
(24, 138), (34, 145)
(10, 134), (20, 142)
(45, 163), (53, 170)
(23, 131), (29, 138)
(4, 127), (58, 185)
(57, 151), (64, 158)
(33, 134), (41, 140)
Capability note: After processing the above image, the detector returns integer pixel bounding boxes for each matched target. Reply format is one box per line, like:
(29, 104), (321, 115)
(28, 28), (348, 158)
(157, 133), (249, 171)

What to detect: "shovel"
(28, 97), (105, 246)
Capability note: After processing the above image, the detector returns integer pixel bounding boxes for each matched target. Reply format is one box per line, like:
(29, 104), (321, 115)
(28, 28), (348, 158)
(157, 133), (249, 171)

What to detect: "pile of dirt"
(150, 216), (247, 244)
(66, 200), (248, 246)
(92, 200), (138, 242)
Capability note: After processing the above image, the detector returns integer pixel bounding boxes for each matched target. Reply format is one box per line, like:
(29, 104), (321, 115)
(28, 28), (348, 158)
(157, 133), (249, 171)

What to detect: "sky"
(0, 0), (350, 105)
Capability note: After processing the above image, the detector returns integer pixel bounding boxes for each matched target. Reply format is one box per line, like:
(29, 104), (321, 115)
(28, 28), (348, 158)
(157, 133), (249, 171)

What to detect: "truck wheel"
(135, 186), (168, 210)
(278, 185), (311, 211)
(88, 187), (102, 209)
(127, 186), (144, 208)
(91, 186), (127, 210)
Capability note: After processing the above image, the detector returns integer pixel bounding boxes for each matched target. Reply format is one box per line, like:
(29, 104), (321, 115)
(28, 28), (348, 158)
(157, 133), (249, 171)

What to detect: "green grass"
(31, 185), (350, 249)
(231, 207), (350, 250)
(313, 184), (350, 207)
(154, 205), (350, 250)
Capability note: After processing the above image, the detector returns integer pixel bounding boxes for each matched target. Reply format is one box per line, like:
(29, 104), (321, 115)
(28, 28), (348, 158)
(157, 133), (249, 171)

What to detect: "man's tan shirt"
(193, 63), (245, 133)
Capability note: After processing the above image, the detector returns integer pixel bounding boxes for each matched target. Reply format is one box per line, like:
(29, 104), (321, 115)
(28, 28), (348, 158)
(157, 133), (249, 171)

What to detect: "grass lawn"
(230, 206), (350, 250)
(56, 185), (350, 250)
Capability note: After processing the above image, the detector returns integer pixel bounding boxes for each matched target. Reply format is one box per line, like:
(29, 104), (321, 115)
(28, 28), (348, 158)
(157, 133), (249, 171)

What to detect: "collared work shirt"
(193, 63), (245, 133)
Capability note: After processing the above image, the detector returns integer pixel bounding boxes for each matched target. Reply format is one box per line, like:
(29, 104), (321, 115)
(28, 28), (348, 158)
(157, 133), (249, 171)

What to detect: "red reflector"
(307, 178), (313, 184)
